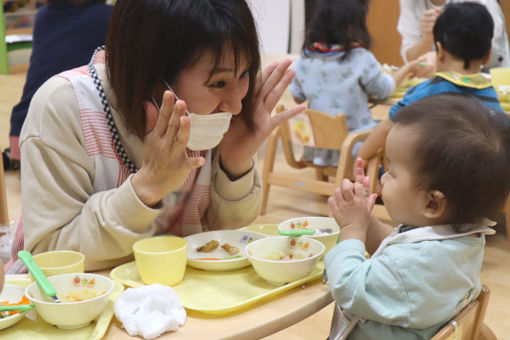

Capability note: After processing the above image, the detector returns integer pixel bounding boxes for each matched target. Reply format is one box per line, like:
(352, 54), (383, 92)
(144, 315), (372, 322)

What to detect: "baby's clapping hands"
(327, 158), (377, 242)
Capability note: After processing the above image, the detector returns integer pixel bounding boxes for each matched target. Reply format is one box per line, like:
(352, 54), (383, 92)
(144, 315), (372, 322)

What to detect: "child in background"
(325, 94), (510, 339)
(358, 2), (504, 161)
(288, 0), (424, 166)
(3, 0), (113, 170)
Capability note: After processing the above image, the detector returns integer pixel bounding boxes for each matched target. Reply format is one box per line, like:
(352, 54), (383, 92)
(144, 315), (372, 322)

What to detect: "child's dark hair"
(433, 2), (493, 70)
(303, 0), (371, 59)
(393, 94), (510, 224)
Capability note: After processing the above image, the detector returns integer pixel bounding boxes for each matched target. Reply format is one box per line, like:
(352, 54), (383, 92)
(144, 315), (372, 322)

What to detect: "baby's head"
(433, 2), (493, 71)
(382, 94), (510, 227)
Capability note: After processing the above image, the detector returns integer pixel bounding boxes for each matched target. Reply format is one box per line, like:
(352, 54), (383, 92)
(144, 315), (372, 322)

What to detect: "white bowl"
(278, 216), (340, 258)
(245, 236), (325, 284)
(25, 273), (114, 329)
(184, 230), (266, 271)
(0, 284), (27, 330)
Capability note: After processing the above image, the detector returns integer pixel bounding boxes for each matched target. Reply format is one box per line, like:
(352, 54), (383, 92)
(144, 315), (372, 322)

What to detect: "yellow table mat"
(2, 276), (124, 340)
(110, 261), (324, 315)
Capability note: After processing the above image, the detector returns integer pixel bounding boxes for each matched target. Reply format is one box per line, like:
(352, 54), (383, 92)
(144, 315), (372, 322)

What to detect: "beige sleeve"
(20, 77), (161, 271)
(206, 151), (261, 229)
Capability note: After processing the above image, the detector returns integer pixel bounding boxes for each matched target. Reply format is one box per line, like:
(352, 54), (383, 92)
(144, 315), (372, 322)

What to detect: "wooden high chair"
(260, 107), (371, 215)
(504, 196), (510, 242)
(431, 285), (496, 340)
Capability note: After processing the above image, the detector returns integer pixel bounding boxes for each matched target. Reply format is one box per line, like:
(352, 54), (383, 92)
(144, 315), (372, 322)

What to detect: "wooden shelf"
(6, 27), (33, 35)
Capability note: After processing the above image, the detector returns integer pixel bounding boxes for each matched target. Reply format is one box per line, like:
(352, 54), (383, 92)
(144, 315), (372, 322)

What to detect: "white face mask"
(152, 80), (233, 151)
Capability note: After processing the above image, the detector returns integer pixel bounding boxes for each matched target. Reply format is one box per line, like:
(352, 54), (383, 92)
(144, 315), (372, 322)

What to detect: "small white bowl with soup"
(25, 273), (114, 329)
(245, 236), (325, 285)
(278, 216), (340, 258)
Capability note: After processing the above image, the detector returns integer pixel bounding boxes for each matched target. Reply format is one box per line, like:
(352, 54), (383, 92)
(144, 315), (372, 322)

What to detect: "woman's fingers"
(154, 91), (176, 136)
(166, 99), (187, 143)
(270, 104), (306, 128)
(259, 59), (293, 102)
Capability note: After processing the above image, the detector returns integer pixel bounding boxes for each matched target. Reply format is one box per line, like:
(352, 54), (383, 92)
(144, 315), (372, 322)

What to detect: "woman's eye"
(240, 69), (249, 79)
(210, 80), (226, 88)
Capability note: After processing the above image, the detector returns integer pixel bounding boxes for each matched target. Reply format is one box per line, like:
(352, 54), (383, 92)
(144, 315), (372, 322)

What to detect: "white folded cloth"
(114, 284), (186, 339)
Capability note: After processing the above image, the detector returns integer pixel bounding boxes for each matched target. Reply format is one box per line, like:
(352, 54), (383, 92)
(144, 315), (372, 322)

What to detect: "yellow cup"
(32, 250), (85, 279)
(133, 236), (188, 286)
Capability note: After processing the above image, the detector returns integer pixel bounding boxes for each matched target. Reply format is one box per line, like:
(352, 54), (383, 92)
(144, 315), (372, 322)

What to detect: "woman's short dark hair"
(106, 0), (260, 138)
(433, 2), (493, 70)
(303, 0), (371, 59)
(393, 94), (510, 224)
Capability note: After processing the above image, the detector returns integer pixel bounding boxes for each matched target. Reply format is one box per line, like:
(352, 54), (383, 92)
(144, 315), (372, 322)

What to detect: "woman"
(7, 0), (304, 272)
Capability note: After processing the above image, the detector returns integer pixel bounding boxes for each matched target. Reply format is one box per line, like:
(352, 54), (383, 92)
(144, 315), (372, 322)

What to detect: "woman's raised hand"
(131, 91), (205, 206)
(219, 59), (306, 177)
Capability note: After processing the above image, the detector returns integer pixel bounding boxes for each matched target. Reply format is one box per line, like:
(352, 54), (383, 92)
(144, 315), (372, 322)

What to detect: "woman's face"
(171, 47), (251, 115)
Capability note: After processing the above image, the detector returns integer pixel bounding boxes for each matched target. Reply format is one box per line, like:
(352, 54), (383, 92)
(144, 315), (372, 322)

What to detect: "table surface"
(6, 270), (334, 340)
(103, 278), (333, 340)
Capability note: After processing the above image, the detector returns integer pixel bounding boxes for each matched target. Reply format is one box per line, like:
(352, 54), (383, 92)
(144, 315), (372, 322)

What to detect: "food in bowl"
(185, 230), (266, 271)
(196, 240), (219, 252)
(278, 217), (340, 258)
(245, 236), (325, 284)
(25, 273), (114, 329)
(221, 243), (239, 255)
(0, 285), (29, 331)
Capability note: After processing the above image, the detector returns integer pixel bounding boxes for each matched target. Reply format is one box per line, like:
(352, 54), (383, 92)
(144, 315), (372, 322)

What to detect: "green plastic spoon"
(279, 229), (315, 236)
(0, 304), (35, 312)
(17, 250), (60, 303)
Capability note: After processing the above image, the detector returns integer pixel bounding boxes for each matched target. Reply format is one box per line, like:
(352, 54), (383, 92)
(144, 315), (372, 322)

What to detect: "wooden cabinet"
(366, 0), (403, 66)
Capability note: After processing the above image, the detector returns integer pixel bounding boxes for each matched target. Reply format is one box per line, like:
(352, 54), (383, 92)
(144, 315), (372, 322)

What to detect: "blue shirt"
(389, 72), (503, 120)
(10, 2), (113, 137)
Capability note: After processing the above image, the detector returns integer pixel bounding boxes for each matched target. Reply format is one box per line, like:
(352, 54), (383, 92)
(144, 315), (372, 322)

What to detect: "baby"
(325, 93), (510, 339)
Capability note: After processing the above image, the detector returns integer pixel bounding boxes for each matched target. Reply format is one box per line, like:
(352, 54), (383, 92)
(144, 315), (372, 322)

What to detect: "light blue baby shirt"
(324, 236), (485, 339)
(289, 47), (395, 132)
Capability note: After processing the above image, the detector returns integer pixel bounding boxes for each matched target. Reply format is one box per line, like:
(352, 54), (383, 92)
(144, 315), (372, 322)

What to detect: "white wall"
(247, 0), (304, 54)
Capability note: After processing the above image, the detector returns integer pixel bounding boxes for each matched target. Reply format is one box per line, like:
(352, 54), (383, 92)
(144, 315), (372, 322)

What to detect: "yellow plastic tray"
(3, 275), (124, 340)
(110, 261), (324, 315)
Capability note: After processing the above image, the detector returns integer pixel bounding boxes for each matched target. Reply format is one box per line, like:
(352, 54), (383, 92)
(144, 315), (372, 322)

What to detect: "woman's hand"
(131, 91), (205, 206)
(219, 59), (306, 177)
(420, 8), (440, 38)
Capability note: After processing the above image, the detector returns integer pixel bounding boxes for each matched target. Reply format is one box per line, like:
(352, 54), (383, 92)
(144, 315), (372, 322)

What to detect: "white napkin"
(114, 284), (186, 339)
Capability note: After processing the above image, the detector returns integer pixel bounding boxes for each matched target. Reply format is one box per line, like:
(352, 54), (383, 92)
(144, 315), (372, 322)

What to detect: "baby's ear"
(423, 190), (447, 219)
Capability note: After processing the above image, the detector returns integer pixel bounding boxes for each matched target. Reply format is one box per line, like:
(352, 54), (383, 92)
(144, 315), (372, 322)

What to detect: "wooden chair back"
(261, 107), (369, 215)
(431, 285), (495, 340)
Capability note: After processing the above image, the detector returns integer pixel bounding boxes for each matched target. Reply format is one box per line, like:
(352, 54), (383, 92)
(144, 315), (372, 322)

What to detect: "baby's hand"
(328, 178), (376, 240)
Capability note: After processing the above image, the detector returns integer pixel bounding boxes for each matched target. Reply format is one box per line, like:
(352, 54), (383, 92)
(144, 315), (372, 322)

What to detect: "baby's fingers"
(340, 178), (354, 201)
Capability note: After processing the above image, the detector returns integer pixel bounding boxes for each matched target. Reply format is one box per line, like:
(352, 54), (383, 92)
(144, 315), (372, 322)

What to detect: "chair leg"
(0, 152), (8, 225)
(260, 131), (279, 215)
(260, 182), (270, 215)
(315, 168), (327, 181)
(480, 323), (497, 340)
(504, 195), (510, 242)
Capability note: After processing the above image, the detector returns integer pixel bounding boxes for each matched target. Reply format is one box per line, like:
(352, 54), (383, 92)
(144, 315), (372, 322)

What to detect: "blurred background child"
(398, 0), (510, 71)
(288, 0), (423, 167)
(326, 94), (510, 339)
(359, 2), (504, 162)
(3, 0), (113, 170)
